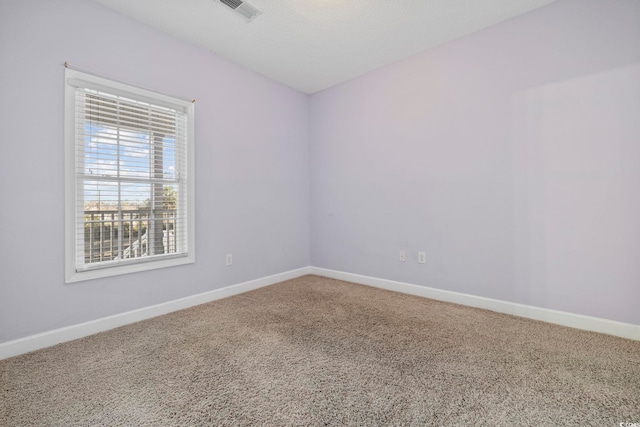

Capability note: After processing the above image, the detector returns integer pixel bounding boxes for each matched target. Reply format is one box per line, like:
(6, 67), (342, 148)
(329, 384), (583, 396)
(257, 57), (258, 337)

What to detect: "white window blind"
(65, 68), (195, 282)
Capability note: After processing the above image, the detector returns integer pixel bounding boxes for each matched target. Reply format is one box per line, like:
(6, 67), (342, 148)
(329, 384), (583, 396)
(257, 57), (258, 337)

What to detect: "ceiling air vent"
(219, 0), (261, 22)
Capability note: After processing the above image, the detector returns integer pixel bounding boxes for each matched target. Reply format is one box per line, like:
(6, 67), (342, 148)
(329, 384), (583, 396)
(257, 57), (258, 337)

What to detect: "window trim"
(64, 67), (195, 283)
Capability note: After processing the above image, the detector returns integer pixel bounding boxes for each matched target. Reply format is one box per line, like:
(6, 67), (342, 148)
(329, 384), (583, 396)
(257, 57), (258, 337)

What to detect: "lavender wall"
(0, 0), (310, 342)
(310, 0), (640, 325)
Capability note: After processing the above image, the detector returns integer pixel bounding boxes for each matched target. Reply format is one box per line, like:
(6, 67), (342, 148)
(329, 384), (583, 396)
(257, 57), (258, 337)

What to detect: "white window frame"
(64, 68), (195, 283)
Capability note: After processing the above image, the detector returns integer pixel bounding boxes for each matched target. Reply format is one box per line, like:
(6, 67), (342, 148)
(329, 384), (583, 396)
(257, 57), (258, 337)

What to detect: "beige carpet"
(1, 275), (639, 426)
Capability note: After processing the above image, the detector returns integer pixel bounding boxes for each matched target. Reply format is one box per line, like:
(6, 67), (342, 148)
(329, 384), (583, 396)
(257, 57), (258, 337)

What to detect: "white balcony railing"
(84, 209), (177, 264)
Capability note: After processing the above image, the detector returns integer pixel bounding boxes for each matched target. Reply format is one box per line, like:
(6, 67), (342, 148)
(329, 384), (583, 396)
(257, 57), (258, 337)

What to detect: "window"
(65, 68), (195, 283)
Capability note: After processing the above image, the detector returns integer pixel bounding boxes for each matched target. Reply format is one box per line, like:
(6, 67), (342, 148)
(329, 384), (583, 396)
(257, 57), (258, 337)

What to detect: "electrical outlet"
(399, 251), (406, 262)
(418, 252), (426, 264)
(225, 253), (233, 266)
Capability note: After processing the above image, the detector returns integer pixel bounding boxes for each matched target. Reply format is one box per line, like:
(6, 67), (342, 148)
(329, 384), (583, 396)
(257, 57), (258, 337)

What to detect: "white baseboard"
(310, 267), (640, 341)
(0, 267), (311, 360)
(3, 265), (637, 360)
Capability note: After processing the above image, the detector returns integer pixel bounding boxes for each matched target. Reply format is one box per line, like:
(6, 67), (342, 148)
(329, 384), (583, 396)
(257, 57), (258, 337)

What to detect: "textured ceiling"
(94, 0), (556, 94)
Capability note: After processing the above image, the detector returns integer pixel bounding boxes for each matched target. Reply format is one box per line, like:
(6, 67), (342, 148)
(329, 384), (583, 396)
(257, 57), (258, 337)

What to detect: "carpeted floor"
(1, 275), (639, 426)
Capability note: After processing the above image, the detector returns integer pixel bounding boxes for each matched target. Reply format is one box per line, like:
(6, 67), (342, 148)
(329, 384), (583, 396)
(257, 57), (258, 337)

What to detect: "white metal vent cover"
(219, 0), (261, 22)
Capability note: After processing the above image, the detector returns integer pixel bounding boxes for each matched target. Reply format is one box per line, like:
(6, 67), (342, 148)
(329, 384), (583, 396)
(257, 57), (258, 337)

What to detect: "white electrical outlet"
(418, 252), (426, 264)
(399, 251), (406, 262)
(225, 254), (233, 266)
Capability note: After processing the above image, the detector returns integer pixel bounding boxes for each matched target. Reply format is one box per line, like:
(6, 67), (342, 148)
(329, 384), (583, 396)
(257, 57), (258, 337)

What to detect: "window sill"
(65, 254), (195, 283)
